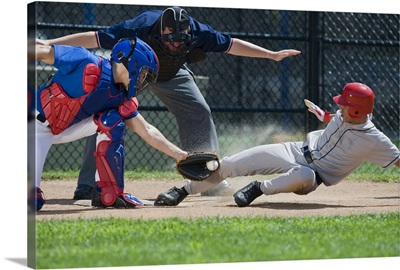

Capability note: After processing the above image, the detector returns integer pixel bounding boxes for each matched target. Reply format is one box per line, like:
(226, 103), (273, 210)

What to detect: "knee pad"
(94, 109), (126, 141)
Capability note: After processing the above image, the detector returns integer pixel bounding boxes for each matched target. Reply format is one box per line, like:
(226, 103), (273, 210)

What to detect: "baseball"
(206, 160), (219, 171)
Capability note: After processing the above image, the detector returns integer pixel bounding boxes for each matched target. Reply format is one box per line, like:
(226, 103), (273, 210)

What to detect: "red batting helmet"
(333, 82), (375, 118)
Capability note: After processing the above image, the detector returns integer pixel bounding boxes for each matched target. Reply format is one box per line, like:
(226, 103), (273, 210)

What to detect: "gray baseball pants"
(184, 142), (320, 196)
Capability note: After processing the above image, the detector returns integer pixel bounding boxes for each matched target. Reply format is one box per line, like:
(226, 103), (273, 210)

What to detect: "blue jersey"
(37, 45), (138, 127)
(96, 10), (232, 81)
(97, 10), (231, 52)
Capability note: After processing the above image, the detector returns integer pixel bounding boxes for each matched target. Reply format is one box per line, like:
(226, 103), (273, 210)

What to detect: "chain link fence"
(31, 2), (399, 174)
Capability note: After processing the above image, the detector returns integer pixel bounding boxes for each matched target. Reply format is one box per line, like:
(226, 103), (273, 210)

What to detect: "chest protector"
(40, 59), (105, 135)
(147, 38), (187, 82)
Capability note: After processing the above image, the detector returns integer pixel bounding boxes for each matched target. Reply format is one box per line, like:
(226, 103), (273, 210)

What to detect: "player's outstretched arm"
(37, 31), (99, 49)
(126, 114), (188, 161)
(227, 38), (301, 61)
(304, 99), (333, 123)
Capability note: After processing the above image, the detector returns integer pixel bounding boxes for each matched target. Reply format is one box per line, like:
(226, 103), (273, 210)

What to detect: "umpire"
(39, 6), (301, 199)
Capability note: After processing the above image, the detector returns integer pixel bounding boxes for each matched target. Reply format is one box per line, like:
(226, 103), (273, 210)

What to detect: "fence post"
(307, 11), (321, 132)
(279, 10), (291, 128)
(83, 3), (95, 25)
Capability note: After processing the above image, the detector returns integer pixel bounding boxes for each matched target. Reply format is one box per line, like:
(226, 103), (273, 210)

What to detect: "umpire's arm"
(33, 44), (55, 65)
(37, 31), (99, 49)
(227, 38), (301, 62)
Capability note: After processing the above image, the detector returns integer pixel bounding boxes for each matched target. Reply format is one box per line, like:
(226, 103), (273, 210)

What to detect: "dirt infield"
(36, 178), (399, 220)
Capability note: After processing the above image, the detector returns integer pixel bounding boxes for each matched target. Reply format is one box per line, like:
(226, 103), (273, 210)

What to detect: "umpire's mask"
(155, 7), (193, 58)
(160, 7), (191, 43)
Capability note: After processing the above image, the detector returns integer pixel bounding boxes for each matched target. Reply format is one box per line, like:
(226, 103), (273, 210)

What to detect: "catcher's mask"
(333, 82), (375, 118)
(111, 38), (159, 98)
(152, 7), (194, 59)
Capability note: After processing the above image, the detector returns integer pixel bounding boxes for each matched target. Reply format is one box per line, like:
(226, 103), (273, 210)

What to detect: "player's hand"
(304, 99), (331, 122)
(273, 49), (301, 61)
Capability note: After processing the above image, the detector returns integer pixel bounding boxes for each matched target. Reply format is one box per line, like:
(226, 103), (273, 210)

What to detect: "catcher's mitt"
(176, 152), (220, 181)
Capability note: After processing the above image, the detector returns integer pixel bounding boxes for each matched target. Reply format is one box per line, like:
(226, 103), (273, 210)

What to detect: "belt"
(302, 145), (313, 164)
(36, 113), (49, 127)
(302, 145), (323, 186)
(37, 113), (46, 123)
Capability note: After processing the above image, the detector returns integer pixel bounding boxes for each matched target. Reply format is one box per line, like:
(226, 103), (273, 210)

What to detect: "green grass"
(35, 213), (399, 269)
(42, 168), (181, 181)
(351, 162), (399, 182)
(42, 160), (399, 183)
(37, 166), (399, 269)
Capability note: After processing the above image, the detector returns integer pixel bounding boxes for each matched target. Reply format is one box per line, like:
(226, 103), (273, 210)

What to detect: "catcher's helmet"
(333, 82), (375, 118)
(111, 38), (159, 98)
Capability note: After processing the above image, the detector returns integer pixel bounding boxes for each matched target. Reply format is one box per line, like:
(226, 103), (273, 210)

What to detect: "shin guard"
(95, 140), (124, 206)
(94, 109), (126, 206)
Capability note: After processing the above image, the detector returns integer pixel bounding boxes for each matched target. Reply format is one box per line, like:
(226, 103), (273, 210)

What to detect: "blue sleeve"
(96, 10), (162, 49)
(190, 18), (232, 53)
(52, 45), (98, 73)
(52, 45), (99, 98)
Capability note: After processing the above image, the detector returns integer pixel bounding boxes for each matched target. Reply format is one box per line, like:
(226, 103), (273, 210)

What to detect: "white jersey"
(186, 110), (399, 196)
(307, 110), (399, 186)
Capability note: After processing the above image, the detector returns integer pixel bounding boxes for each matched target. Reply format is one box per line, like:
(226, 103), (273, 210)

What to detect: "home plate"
(73, 200), (91, 207)
(141, 199), (154, 206)
(73, 199), (155, 207)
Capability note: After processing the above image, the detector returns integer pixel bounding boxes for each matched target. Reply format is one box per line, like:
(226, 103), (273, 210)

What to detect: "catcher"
(32, 38), (188, 211)
(155, 82), (400, 206)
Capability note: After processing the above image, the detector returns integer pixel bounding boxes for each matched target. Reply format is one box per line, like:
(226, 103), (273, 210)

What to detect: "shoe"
(201, 180), (234, 196)
(154, 186), (188, 206)
(73, 184), (94, 200)
(233, 181), (263, 207)
(91, 187), (143, 208)
(36, 187), (46, 211)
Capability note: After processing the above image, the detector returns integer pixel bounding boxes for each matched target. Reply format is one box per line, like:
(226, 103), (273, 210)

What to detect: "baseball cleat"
(91, 188), (143, 208)
(154, 186), (188, 206)
(36, 187), (46, 211)
(73, 184), (94, 200)
(233, 181), (263, 207)
(121, 193), (144, 207)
